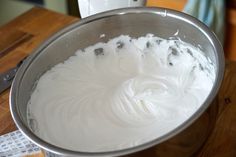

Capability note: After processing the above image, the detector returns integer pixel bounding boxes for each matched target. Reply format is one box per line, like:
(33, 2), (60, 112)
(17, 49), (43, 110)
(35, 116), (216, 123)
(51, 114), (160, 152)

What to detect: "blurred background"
(0, 0), (235, 59)
(0, 0), (79, 26)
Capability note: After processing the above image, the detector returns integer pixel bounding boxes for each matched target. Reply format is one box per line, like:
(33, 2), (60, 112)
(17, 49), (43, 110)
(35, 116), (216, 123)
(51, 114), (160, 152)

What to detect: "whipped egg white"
(27, 34), (215, 152)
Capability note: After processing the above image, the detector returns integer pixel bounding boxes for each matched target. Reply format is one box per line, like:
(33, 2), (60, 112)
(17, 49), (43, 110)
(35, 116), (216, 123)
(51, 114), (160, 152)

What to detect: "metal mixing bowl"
(10, 7), (224, 157)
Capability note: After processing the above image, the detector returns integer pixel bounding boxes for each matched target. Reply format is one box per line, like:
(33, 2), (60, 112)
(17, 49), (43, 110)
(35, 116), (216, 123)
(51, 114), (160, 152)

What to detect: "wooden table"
(0, 7), (236, 157)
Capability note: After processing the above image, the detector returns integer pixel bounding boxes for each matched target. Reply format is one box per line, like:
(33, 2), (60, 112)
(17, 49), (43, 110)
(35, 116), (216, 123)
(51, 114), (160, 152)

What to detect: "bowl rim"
(10, 7), (225, 156)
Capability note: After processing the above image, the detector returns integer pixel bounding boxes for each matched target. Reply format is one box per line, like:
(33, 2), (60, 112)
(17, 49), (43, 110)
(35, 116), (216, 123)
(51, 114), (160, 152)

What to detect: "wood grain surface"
(0, 7), (78, 73)
(196, 61), (236, 157)
(0, 7), (78, 157)
(0, 6), (236, 157)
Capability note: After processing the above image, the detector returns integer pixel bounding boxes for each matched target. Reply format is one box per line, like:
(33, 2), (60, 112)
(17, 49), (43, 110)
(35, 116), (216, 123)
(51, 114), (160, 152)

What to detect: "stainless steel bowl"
(10, 7), (224, 157)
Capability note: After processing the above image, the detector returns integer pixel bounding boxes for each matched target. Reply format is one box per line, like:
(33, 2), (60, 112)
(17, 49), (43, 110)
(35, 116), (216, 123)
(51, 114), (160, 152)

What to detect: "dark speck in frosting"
(116, 41), (124, 49)
(94, 48), (104, 56)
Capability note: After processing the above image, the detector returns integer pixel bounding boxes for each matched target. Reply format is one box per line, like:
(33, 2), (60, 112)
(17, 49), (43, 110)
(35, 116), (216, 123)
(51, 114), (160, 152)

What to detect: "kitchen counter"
(0, 7), (236, 157)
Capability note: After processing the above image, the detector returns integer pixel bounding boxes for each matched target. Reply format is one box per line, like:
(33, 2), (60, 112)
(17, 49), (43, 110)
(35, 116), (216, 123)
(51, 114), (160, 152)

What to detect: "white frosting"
(27, 34), (215, 152)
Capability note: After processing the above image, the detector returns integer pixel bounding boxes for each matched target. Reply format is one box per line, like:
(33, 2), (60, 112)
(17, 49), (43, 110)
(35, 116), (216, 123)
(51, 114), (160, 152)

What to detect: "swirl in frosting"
(27, 34), (215, 152)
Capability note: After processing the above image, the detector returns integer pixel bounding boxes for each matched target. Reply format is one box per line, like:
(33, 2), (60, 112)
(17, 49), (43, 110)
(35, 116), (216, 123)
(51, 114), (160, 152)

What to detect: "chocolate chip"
(169, 62), (173, 66)
(187, 48), (193, 57)
(146, 41), (151, 48)
(116, 41), (124, 49)
(169, 47), (178, 56)
(94, 48), (104, 56)
(156, 39), (162, 45)
(174, 41), (180, 48)
(199, 63), (204, 70)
